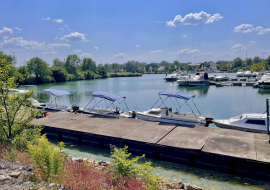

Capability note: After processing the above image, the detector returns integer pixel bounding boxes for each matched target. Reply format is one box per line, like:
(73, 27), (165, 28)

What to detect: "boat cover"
(92, 91), (125, 102)
(43, 89), (72, 97)
(158, 91), (195, 100)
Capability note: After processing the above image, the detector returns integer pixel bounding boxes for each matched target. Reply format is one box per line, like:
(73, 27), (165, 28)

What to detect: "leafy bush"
(28, 136), (68, 182)
(109, 146), (160, 190)
(51, 67), (68, 82)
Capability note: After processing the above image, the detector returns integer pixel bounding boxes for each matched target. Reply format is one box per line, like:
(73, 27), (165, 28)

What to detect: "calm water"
(24, 74), (270, 190)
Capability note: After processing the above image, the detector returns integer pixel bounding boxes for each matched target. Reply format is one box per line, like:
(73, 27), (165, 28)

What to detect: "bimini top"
(92, 91), (125, 102)
(158, 91), (195, 100)
(43, 89), (73, 97)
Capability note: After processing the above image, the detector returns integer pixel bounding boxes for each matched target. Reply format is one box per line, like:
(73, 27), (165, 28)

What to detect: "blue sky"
(1, 0), (270, 65)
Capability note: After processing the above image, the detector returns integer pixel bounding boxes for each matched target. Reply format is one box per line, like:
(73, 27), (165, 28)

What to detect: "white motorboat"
(165, 71), (188, 81)
(236, 70), (244, 77)
(213, 113), (267, 133)
(135, 91), (213, 127)
(177, 76), (190, 86)
(258, 71), (270, 88)
(208, 75), (216, 80)
(188, 72), (209, 86)
(79, 91), (134, 118)
(252, 72), (259, 77)
(214, 75), (229, 81)
(244, 70), (252, 77)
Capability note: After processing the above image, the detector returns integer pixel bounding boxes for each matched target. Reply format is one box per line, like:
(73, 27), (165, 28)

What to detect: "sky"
(0, 0), (270, 66)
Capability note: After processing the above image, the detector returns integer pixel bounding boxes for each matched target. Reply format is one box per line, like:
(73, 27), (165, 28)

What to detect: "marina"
(32, 110), (270, 180)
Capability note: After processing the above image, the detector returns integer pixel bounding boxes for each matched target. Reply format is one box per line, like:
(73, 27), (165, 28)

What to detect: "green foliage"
(266, 55), (270, 65)
(28, 136), (68, 182)
(27, 57), (52, 84)
(96, 65), (108, 78)
(250, 63), (265, 72)
(253, 56), (262, 63)
(131, 69), (136, 73)
(246, 58), (253, 65)
(81, 58), (96, 72)
(51, 67), (68, 82)
(112, 63), (120, 74)
(0, 52), (42, 145)
(233, 57), (243, 68)
(65, 54), (80, 78)
(110, 146), (160, 190)
(52, 58), (65, 68)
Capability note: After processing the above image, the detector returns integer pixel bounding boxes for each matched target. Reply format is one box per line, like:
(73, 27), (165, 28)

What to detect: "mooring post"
(267, 99), (269, 136)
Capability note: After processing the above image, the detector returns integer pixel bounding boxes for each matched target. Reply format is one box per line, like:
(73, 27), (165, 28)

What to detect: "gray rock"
(0, 175), (11, 181)
(9, 171), (21, 178)
(184, 183), (202, 190)
(49, 183), (57, 187)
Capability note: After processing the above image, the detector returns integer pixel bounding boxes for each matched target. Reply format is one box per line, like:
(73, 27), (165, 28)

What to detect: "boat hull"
(165, 78), (178, 81)
(188, 81), (209, 86)
(178, 81), (189, 86)
(258, 82), (270, 89)
(213, 120), (266, 134)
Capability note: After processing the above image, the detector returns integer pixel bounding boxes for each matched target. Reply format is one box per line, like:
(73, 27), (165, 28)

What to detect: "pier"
(33, 111), (270, 179)
(209, 81), (256, 86)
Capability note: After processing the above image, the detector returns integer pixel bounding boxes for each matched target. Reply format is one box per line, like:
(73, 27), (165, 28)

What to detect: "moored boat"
(236, 70), (244, 77)
(188, 72), (209, 86)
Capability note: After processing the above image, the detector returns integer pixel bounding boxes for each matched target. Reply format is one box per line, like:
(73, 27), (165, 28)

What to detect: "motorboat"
(252, 72), (259, 77)
(214, 75), (229, 81)
(188, 72), (209, 86)
(79, 91), (134, 118)
(42, 89), (73, 111)
(208, 75), (216, 80)
(177, 76), (190, 86)
(236, 70), (244, 77)
(258, 71), (270, 88)
(135, 91), (213, 127)
(213, 113), (267, 133)
(244, 70), (252, 77)
(165, 71), (188, 81)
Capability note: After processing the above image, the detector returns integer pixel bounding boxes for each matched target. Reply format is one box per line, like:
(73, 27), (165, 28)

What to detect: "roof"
(92, 91), (125, 102)
(43, 89), (72, 97)
(158, 91), (195, 100)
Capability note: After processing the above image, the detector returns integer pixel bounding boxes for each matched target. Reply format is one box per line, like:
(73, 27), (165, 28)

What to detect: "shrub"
(109, 146), (160, 190)
(51, 67), (68, 82)
(28, 136), (68, 182)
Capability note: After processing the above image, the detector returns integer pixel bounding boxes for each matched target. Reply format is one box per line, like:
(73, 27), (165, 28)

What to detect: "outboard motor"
(168, 107), (172, 112)
(72, 105), (79, 112)
(131, 111), (136, 118)
(205, 117), (214, 126)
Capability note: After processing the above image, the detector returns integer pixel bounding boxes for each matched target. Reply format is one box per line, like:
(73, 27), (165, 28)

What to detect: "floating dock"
(32, 111), (270, 180)
(209, 81), (256, 86)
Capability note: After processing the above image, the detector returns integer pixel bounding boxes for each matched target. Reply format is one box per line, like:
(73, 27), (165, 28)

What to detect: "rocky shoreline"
(0, 157), (202, 190)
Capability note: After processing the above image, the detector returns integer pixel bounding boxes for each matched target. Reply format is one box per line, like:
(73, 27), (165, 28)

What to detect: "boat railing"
(134, 106), (150, 112)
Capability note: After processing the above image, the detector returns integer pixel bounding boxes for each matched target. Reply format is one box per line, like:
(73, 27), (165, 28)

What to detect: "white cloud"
(73, 50), (82, 52)
(80, 53), (93, 57)
(166, 11), (223, 26)
(169, 48), (201, 56)
(0, 27), (13, 38)
(53, 19), (63, 23)
(258, 28), (270, 35)
(42, 51), (57, 55)
(0, 37), (45, 49)
(250, 41), (256, 45)
(48, 43), (71, 49)
(231, 41), (256, 52)
(136, 45), (140, 48)
(234, 24), (270, 35)
(94, 46), (98, 50)
(108, 45), (113, 46)
(54, 37), (57, 39)
(183, 35), (187, 38)
(150, 50), (162, 54)
(42, 17), (51, 20)
(231, 44), (243, 50)
(114, 53), (126, 58)
(15, 27), (22, 32)
(60, 32), (86, 41)
(59, 28), (64, 31)
(64, 25), (68, 28)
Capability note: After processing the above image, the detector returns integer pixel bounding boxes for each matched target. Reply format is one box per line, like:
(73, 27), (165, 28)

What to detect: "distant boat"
(244, 70), (252, 77)
(164, 71), (188, 81)
(258, 71), (270, 88)
(188, 72), (209, 86)
(177, 76), (190, 86)
(214, 75), (229, 81)
(213, 113), (267, 133)
(236, 69), (244, 77)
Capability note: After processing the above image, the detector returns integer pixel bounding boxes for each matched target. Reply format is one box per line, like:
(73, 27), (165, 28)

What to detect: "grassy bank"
(108, 72), (142, 77)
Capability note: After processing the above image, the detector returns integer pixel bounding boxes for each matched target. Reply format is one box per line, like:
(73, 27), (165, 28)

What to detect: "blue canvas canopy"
(158, 91), (195, 100)
(43, 89), (72, 97)
(92, 91), (125, 102)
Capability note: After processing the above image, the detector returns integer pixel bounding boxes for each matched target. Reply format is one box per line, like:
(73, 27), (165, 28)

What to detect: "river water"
(25, 74), (270, 190)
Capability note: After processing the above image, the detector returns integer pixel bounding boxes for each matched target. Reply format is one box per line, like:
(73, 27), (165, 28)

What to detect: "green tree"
(112, 63), (120, 74)
(81, 58), (96, 72)
(52, 58), (65, 68)
(0, 52), (41, 145)
(27, 57), (52, 84)
(50, 67), (68, 82)
(18, 66), (30, 84)
(250, 63), (265, 72)
(233, 57), (243, 68)
(64, 55), (80, 77)
(253, 56), (262, 63)
(96, 64), (108, 78)
(266, 55), (270, 65)
(246, 58), (253, 65)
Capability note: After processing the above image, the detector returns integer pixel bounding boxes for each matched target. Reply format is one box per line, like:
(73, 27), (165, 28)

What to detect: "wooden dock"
(209, 81), (256, 86)
(32, 111), (270, 179)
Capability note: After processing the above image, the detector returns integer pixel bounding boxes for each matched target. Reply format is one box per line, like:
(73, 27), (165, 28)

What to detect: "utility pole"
(262, 52), (266, 60)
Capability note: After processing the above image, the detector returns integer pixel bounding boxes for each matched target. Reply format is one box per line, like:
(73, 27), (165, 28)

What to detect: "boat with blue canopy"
(79, 91), (134, 118)
(42, 89), (73, 111)
(135, 91), (213, 126)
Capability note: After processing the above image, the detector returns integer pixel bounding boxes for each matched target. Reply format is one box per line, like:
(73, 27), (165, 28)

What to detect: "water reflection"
(257, 88), (270, 95)
(177, 86), (210, 97)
